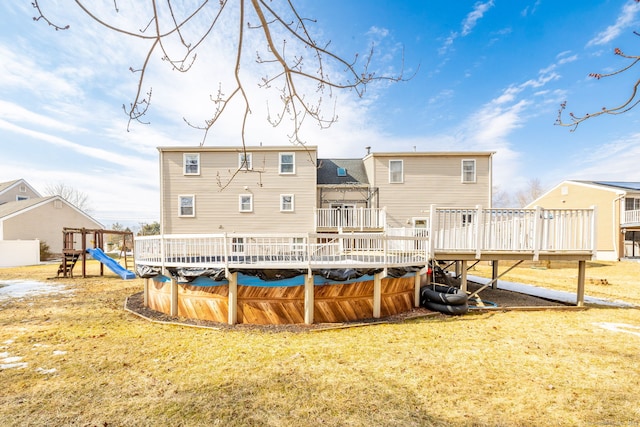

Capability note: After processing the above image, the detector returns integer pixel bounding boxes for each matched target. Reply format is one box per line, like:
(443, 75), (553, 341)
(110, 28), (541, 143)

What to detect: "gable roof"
(574, 181), (640, 192)
(317, 159), (369, 185)
(0, 196), (103, 228)
(0, 178), (42, 198)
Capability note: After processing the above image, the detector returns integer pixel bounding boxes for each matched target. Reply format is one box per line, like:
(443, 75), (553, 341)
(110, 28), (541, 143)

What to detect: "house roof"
(317, 159), (369, 185)
(0, 196), (58, 218)
(0, 196), (104, 228)
(574, 181), (640, 192)
(0, 178), (42, 198)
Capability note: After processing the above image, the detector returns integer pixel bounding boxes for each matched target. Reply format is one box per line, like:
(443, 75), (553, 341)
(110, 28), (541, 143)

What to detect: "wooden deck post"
(414, 272), (421, 307)
(460, 260), (468, 293)
(170, 278), (178, 317)
(228, 272), (238, 325)
(304, 274), (314, 324)
(576, 260), (586, 307)
(373, 272), (382, 318)
(143, 278), (149, 306)
(492, 260), (499, 290)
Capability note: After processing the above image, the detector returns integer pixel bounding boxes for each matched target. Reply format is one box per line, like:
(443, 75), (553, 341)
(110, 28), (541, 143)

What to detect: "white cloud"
(586, 1), (640, 47)
(461, 1), (495, 36)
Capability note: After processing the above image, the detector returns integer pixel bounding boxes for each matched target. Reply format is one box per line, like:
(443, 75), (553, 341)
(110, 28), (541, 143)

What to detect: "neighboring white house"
(0, 179), (103, 257)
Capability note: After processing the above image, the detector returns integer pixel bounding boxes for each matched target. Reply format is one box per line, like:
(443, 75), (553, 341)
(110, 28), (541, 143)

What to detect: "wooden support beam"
(228, 272), (238, 325)
(469, 259), (524, 299)
(373, 272), (382, 318)
(492, 260), (499, 290)
(414, 273), (421, 307)
(143, 278), (149, 306)
(460, 260), (468, 292)
(170, 278), (178, 317)
(304, 274), (314, 325)
(576, 260), (586, 307)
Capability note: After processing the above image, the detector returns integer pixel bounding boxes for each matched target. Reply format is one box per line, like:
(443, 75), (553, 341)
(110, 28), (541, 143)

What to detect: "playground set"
(57, 227), (135, 280)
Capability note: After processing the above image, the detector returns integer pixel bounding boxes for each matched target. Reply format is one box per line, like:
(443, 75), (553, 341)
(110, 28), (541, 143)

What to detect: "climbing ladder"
(57, 250), (82, 278)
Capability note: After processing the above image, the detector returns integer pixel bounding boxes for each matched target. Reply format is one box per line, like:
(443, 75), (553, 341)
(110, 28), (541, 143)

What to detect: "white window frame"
(238, 152), (253, 170)
(279, 152), (295, 175)
(239, 194), (253, 212)
(389, 160), (404, 183)
(178, 195), (195, 217)
(231, 237), (245, 254)
(16, 195), (29, 201)
(280, 194), (295, 212)
(183, 153), (200, 175)
(462, 159), (476, 183)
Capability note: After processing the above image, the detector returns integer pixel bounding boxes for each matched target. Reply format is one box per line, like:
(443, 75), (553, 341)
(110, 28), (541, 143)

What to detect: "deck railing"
(135, 232), (429, 270)
(429, 206), (596, 258)
(315, 207), (386, 230)
(624, 209), (640, 225)
(135, 206), (596, 270)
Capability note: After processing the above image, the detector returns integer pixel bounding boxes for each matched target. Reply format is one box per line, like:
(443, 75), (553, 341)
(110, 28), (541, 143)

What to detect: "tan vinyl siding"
(3, 200), (102, 254)
(160, 147), (317, 234)
(529, 182), (616, 253)
(368, 153), (492, 228)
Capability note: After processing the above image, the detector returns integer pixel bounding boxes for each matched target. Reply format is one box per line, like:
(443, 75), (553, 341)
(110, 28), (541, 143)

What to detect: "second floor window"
(389, 160), (403, 183)
(239, 194), (253, 212)
(626, 197), (640, 211)
(239, 152), (253, 170)
(179, 195), (195, 217)
(462, 159), (476, 183)
(280, 194), (294, 212)
(184, 153), (200, 175)
(279, 153), (295, 174)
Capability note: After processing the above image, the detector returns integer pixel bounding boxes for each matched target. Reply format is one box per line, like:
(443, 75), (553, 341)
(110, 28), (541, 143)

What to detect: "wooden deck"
(135, 206), (597, 325)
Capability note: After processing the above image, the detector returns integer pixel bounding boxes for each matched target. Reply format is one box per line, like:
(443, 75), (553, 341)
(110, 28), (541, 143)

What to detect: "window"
(625, 197), (640, 211)
(337, 167), (347, 177)
(178, 195), (195, 217)
(19, 185), (27, 192)
(389, 160), (403, 183)
(462, 159), (476, 183)
(184, 153), (200, 175)
(279, 153), (295, 174)
(232, 237), (245, 254)
(239, 152), (253, 170)
(280, 194), (294, 212)
(239, 194), (253, 212)
(16, 195), (29, 201)
(53, 200), (62, 209)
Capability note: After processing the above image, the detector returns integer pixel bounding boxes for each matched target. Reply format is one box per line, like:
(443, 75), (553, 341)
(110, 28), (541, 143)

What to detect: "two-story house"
(158, 146), (495, 235)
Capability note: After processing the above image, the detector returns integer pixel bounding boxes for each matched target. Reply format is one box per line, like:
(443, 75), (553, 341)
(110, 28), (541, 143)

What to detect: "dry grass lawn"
(1, 260), (639, 426)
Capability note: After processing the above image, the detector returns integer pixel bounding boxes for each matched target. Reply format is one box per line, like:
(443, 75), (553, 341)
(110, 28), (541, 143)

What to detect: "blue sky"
(2, 1), (640, 227)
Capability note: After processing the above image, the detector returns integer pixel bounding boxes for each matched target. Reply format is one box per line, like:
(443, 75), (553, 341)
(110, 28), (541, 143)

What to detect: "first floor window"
(179, 195), (195, 217)
(184, 153), (200, 175)
(389, 160), (403, 183)
(239, 194), (253, 212)
(280, 194), (294, 212)
(279, 153), (295, 174)
(232, 237), (245, 254)
(462, 159), (476, 183)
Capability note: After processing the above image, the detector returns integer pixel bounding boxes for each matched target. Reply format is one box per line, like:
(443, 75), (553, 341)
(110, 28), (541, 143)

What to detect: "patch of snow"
(0, 280), (71, 300)
(0, 362), (28, 370)
(594, 322), (640, 338)
(52, 350), (67, 356)
(35, 367), (57, 375)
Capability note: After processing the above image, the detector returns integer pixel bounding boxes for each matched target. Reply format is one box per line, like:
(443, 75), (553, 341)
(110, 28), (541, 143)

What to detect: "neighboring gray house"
(158, 146), (494, 234)
(0, 179), (103, 256)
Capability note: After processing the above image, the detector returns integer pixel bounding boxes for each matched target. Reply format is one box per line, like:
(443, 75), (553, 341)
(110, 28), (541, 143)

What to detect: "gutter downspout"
(613, 193), (625, 260)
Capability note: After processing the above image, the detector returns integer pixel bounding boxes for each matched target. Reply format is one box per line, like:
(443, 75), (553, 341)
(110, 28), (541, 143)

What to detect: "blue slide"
(87, 248), (136, 280)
